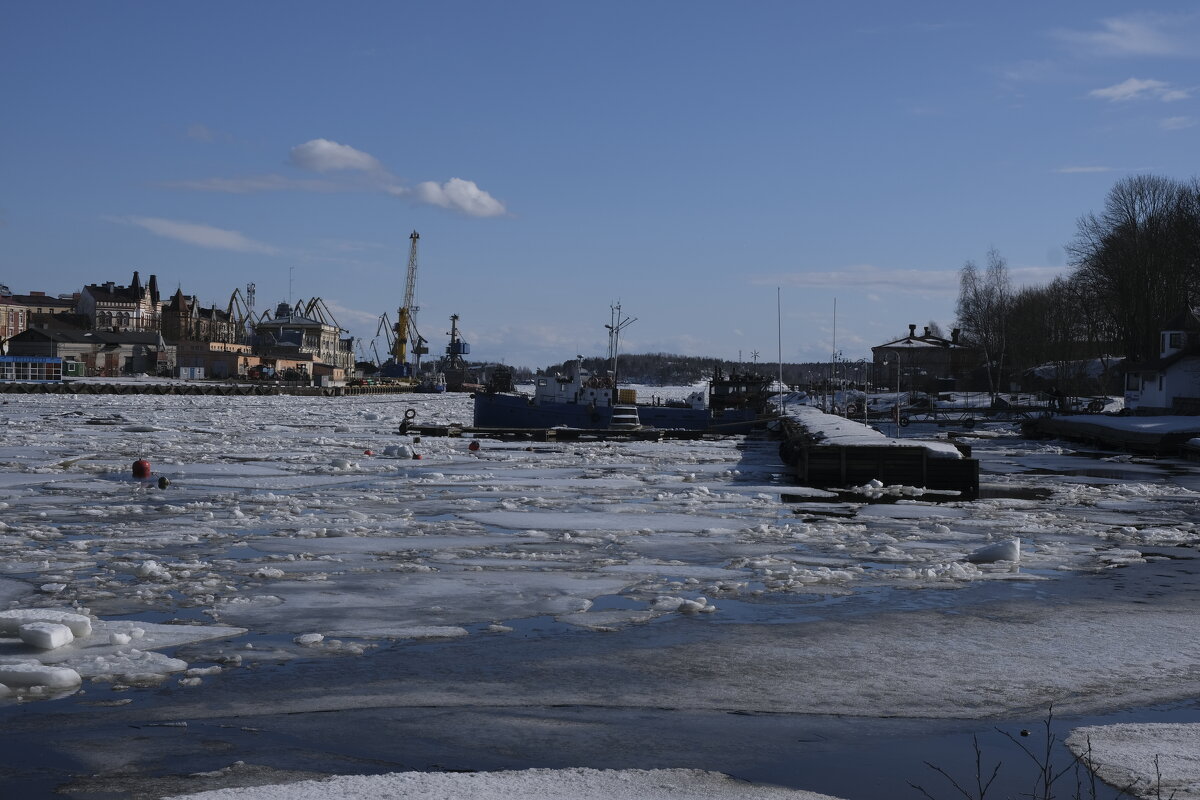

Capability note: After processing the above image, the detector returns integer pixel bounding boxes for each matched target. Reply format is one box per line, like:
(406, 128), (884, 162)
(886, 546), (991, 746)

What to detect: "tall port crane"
(392, 230), (428, 376)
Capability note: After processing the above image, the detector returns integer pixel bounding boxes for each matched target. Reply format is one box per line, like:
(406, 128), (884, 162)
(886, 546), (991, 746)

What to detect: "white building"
(1124, 308), (1200, 414)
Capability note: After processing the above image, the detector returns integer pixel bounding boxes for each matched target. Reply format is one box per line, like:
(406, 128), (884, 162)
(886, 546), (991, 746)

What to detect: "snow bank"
(162, 767), (847, 800)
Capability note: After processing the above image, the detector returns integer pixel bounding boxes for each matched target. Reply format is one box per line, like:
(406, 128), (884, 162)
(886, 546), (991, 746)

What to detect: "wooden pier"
(776, 416), (980, 498)
(1022, 415), (1200, 456)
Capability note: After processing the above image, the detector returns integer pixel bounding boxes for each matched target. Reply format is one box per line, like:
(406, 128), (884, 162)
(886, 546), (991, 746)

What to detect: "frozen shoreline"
(0, 391), (1197, 797)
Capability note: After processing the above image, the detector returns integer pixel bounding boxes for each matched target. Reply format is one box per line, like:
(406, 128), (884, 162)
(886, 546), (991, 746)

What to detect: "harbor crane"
(392, 230), (428, 376)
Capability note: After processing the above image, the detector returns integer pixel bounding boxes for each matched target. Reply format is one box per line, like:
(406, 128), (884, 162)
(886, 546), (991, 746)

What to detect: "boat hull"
(472, 392), (760, 432)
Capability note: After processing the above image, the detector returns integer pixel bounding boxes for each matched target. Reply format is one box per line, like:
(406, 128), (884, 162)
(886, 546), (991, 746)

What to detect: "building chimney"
(908, 324), (916, 337)
(951, 328), (960, 344)
(923, 326), (931, 337)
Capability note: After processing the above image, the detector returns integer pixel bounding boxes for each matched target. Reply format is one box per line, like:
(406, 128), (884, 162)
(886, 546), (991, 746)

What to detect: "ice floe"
(161, 767), (848, 800)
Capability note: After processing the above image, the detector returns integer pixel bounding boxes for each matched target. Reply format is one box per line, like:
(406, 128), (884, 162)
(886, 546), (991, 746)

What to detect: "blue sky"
(3, 2), (1199, 368)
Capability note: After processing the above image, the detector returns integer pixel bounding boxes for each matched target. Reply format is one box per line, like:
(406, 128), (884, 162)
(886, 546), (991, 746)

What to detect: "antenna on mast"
(604, 302), (636, 383)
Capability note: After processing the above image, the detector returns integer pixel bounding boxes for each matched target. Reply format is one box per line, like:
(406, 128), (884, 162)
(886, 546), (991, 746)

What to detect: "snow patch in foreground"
(163, 767), (847, 800)
(1066, 723), (1200, 800)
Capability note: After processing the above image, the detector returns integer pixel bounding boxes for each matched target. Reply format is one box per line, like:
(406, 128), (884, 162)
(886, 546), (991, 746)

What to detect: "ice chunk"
(0, 662), (82, 689)
(967, 538), (1020, 564)
(135, 560), (171, 580)
(651, 595), (717, 614)
(0, 609), (92, 638)
(19, 621), (75, 650)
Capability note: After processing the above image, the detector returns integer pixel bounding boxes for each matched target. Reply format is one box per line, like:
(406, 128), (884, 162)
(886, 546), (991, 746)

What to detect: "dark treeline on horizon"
(532, 353), (837, 387)
(954, 173), (1200, 396)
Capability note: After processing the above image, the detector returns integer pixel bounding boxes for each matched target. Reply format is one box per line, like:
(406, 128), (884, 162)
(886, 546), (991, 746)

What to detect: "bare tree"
(956, 248), (1012, 398)
(1067, 174), (1200, 360)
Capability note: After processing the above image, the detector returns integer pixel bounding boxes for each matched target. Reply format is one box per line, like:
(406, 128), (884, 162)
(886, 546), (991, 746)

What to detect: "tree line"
(957, 174), (1200, 395)
(539, 353), (837, 387)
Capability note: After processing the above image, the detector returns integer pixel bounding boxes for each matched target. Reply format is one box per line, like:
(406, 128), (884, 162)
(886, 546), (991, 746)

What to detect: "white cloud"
(1089, 77), (1189, 102)
(186, 123), (218, 142)
(1053, 14), (1189, 57)
(317, 299), (381, 329)
(1162, 116), (1197, 130)
(414, 178), (507, 218)
(998, 59), (1062, 85)
(288, 139), (383, 173)
(165, 174), (346, 193)
(1055, 165), (1115, 174)
(171, 139), (508, 218)
(110, 216), (279, 255)
(753, 264), (1064, 296)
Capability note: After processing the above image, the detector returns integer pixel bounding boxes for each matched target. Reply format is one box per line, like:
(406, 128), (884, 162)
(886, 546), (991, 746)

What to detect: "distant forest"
(531, 353), (833, 387)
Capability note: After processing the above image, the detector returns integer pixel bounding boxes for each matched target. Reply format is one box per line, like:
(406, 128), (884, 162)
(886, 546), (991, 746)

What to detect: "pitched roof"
(12, 328), (163, 346)
(1160, 307), (1200, 332)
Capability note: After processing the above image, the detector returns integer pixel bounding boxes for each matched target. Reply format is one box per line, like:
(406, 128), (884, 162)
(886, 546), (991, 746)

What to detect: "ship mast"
(604, 302), (636, 386)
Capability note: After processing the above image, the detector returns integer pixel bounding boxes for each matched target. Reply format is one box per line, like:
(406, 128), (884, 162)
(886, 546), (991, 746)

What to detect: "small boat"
(416, 371), (447, 393)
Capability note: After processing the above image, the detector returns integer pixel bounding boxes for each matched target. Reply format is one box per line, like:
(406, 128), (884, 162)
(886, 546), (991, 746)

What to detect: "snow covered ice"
(162, 767), (846, 800)
(0, 389), (1199, 798)
(1067, 723), (1200, 800)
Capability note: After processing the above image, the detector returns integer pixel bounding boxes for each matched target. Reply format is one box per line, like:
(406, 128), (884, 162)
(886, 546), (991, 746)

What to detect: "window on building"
(1169, 332), (1184, 348)
(1126, 372), (1140, 390)
(1159, 374), (1164, 391)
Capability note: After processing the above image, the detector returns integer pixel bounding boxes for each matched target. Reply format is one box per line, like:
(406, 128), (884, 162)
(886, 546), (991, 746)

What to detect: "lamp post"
(856, 358), (868, 425)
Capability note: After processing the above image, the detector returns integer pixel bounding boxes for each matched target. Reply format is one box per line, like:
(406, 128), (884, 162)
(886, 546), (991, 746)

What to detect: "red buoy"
(412, 453), (422, 460)
(132, 459), (151, 478)
(468, 441), (480, 452)
(363, 449), (374, 456)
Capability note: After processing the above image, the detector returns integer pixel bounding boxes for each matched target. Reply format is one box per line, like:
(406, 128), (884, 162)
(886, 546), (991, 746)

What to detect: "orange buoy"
(364, 449), (374, 456)
(132, 459), (151, 478)
(468, 441), (480, 452)
(412, 453), (422, 460)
